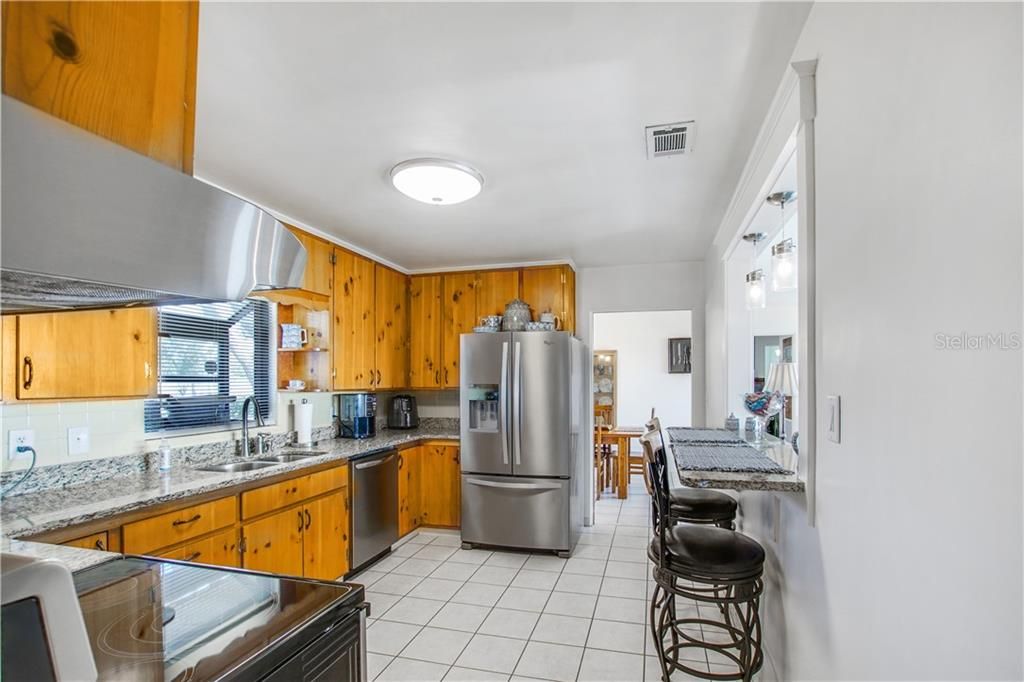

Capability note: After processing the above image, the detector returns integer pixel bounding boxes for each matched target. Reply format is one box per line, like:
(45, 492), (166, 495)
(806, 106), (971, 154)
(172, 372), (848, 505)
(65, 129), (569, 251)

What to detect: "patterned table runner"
(672, 443), (793, 475)
(667, 427), (746, 445)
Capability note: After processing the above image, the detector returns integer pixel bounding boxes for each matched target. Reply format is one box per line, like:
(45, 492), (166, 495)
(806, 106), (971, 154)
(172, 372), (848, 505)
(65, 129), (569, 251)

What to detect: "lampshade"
(765, 362), (797, 395)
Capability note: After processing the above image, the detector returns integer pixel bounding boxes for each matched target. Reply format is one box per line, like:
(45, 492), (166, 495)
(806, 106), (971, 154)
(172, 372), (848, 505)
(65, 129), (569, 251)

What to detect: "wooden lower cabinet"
(122, 496), (237, 555)
(419, 443), (460, 528)
(398, 446), (423, 536)
(242, 480), (351, 580)
(303, 491), (349, 580)
(242, 506), (305, 576)
(158, 527), (239, 568)
(64, 531), (109, 552)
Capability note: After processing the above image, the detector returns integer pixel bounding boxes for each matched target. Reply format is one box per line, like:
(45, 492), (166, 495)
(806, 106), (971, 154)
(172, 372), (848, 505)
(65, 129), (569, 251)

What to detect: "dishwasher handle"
(354, 453), (396, 470)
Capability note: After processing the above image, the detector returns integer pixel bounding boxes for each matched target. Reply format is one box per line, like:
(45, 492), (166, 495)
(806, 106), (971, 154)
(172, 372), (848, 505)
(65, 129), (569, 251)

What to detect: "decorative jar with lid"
(502, 299), (532, 331)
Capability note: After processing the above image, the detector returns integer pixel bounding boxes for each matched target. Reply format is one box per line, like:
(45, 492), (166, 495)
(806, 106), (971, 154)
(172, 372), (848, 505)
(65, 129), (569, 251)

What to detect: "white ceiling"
(194, 3), (811, 271)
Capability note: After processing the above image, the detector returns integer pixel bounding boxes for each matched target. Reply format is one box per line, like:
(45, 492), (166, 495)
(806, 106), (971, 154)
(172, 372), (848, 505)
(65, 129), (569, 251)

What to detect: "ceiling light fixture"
(742, 232), (766, 310)
(767, 190), (797, 292)
(390, 158), (483, 206)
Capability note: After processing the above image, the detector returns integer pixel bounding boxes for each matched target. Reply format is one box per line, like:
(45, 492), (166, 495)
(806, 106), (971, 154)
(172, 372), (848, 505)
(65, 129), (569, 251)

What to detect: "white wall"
(593, 311), (693, 433)
(578, 261), (705, 427)
(705, 3), (1023, 679)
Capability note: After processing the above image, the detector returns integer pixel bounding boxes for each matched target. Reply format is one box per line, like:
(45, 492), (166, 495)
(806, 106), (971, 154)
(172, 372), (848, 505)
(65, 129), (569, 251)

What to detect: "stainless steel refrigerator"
(459, 331), (588, 557)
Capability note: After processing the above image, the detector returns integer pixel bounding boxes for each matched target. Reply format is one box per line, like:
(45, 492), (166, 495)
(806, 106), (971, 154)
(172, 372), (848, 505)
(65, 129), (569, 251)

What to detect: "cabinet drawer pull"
(304, 509), (312, 530)
(94, 539), (105, 551)
(172, 513), (202, 526)
(22, 357), (33, 390)
(183, 551), (202, 562)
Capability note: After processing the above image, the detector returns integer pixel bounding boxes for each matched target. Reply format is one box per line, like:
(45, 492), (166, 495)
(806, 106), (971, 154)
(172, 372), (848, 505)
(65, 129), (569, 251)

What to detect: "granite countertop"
(671, 432), (805, 493)
(1, 537), (121, 573)
(1, 425), (459, 542)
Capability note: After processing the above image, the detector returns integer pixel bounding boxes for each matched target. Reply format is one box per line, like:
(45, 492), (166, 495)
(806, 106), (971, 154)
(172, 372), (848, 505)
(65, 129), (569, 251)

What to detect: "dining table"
(604, 425), (646, 499)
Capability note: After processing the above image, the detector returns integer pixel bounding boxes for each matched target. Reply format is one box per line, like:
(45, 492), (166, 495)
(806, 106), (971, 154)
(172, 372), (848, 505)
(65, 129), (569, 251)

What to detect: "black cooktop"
(73, 557), (362, 681)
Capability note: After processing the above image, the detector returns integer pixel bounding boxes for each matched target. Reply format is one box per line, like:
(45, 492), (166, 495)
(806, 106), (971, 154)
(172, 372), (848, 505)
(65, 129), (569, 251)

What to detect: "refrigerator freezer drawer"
(461, 475), (569, 552)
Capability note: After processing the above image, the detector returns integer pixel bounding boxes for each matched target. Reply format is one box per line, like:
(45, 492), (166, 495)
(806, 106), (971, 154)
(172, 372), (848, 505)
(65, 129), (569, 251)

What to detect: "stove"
(72, 557), (366, 681)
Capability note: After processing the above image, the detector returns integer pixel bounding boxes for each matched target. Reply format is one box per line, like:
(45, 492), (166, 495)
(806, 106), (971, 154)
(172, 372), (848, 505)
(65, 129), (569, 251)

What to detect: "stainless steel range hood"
(1, 96), (306, 313)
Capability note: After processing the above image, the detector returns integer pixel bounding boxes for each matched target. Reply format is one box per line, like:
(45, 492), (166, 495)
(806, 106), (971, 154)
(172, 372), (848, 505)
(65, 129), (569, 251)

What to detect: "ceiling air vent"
(645, 121), (695, 159)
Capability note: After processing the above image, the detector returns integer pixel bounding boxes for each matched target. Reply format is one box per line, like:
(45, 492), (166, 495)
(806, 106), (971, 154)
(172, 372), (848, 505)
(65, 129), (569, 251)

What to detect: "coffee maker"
(337, 393), (376, 439)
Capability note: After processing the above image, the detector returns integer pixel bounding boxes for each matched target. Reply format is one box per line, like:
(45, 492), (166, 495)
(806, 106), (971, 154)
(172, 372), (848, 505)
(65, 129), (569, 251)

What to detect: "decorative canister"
(725, 413), (740, 433)
(502, 299), (532, 331)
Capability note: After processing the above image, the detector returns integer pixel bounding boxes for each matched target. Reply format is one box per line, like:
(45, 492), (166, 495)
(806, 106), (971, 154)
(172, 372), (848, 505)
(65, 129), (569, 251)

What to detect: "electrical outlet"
(8, 429), (35, 460)
(68, 426), (90, 456)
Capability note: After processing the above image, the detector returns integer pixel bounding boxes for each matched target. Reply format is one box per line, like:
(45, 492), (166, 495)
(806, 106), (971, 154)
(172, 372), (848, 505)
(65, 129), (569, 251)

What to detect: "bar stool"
(646, 445), (765, 681)
(639, 426), (738, 529)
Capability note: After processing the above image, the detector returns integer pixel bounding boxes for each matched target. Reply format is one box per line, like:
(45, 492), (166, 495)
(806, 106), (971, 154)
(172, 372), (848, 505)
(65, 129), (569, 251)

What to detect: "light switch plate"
(826, 395), (841, 443)
(68, 426), (90, 456)
(8, 429), (35, 460)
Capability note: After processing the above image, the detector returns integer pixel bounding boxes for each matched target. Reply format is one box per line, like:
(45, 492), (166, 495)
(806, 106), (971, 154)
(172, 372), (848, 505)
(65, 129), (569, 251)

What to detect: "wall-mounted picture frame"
(668, 337), (692, 374)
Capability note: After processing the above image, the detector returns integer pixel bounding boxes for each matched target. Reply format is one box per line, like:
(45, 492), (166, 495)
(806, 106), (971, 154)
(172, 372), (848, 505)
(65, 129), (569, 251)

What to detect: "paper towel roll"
(294, 399), (313, 446)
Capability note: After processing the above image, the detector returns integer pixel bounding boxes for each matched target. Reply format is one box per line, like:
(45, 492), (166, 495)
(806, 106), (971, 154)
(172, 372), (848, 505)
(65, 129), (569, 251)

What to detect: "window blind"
(144, 299), (274, 433)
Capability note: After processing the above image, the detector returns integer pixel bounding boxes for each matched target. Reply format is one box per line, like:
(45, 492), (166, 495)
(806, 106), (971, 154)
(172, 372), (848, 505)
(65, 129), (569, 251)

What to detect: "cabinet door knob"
(304, 509), (312, 530)
(298, 510), (305, 533)
(22, 357), (33, 390)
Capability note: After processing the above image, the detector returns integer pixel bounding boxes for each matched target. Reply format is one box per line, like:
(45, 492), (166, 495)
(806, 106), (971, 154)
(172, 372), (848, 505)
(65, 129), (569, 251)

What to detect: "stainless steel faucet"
(240, 396), (265, 458)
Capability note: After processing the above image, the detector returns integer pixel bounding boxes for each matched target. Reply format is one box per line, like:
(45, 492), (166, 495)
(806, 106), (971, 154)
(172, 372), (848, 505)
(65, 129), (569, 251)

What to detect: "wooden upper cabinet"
(287, 227), (333, 296)
(521, 265), (576, 333)
(442, 273), (477, 389)
(475, 270), (520, 320)
(333, 250), (376, 390)
(374, 265), (409, 390)
(2, 1), (199, 173)
(16, 308), (157, 400)
(563, 267), (577, 334)
(409, 275), (443, 389)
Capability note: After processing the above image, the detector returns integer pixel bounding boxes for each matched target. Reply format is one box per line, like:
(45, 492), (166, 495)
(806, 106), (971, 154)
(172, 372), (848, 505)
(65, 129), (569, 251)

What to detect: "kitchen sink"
(196, 460), (281, 473)
(258, 453), (324, 463)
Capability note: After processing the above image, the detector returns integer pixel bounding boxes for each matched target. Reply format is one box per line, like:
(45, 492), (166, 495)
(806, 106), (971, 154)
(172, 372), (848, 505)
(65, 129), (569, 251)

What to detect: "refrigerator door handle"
(465, 477), (562, 491)
(499, 341), (510, 465)
(513, 341), (522, 466)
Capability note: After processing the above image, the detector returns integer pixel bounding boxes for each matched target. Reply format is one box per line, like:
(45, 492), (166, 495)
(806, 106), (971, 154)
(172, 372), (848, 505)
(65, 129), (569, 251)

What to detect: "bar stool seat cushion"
(649, 524), (765, 581)
(669, 488), (737, 521)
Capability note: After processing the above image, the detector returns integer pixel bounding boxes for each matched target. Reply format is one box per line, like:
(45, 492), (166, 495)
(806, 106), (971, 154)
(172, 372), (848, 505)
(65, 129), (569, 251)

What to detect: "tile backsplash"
(0, 392), (336, 473)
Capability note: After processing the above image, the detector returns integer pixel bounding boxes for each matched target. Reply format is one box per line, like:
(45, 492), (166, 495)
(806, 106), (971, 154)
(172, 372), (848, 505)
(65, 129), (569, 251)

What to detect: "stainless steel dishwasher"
(351, 448), (399, 570)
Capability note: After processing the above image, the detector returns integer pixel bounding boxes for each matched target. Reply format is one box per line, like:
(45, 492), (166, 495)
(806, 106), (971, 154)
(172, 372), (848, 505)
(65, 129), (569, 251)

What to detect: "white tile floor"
(355, 478), (735, 681)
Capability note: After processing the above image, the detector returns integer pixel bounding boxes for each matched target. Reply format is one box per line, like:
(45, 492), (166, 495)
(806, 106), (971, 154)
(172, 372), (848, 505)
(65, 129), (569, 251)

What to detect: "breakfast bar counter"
(670, 430), (805, 493)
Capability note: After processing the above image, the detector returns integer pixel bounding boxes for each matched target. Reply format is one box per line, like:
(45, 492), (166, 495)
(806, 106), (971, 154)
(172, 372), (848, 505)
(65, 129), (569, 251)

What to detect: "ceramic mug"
(539, 312), (560, 329)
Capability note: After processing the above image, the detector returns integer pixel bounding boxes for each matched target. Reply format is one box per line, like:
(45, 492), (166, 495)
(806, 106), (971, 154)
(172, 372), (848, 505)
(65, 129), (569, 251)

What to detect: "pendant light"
(767, 191), (797, 292)
(742, 232), (766, 310)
